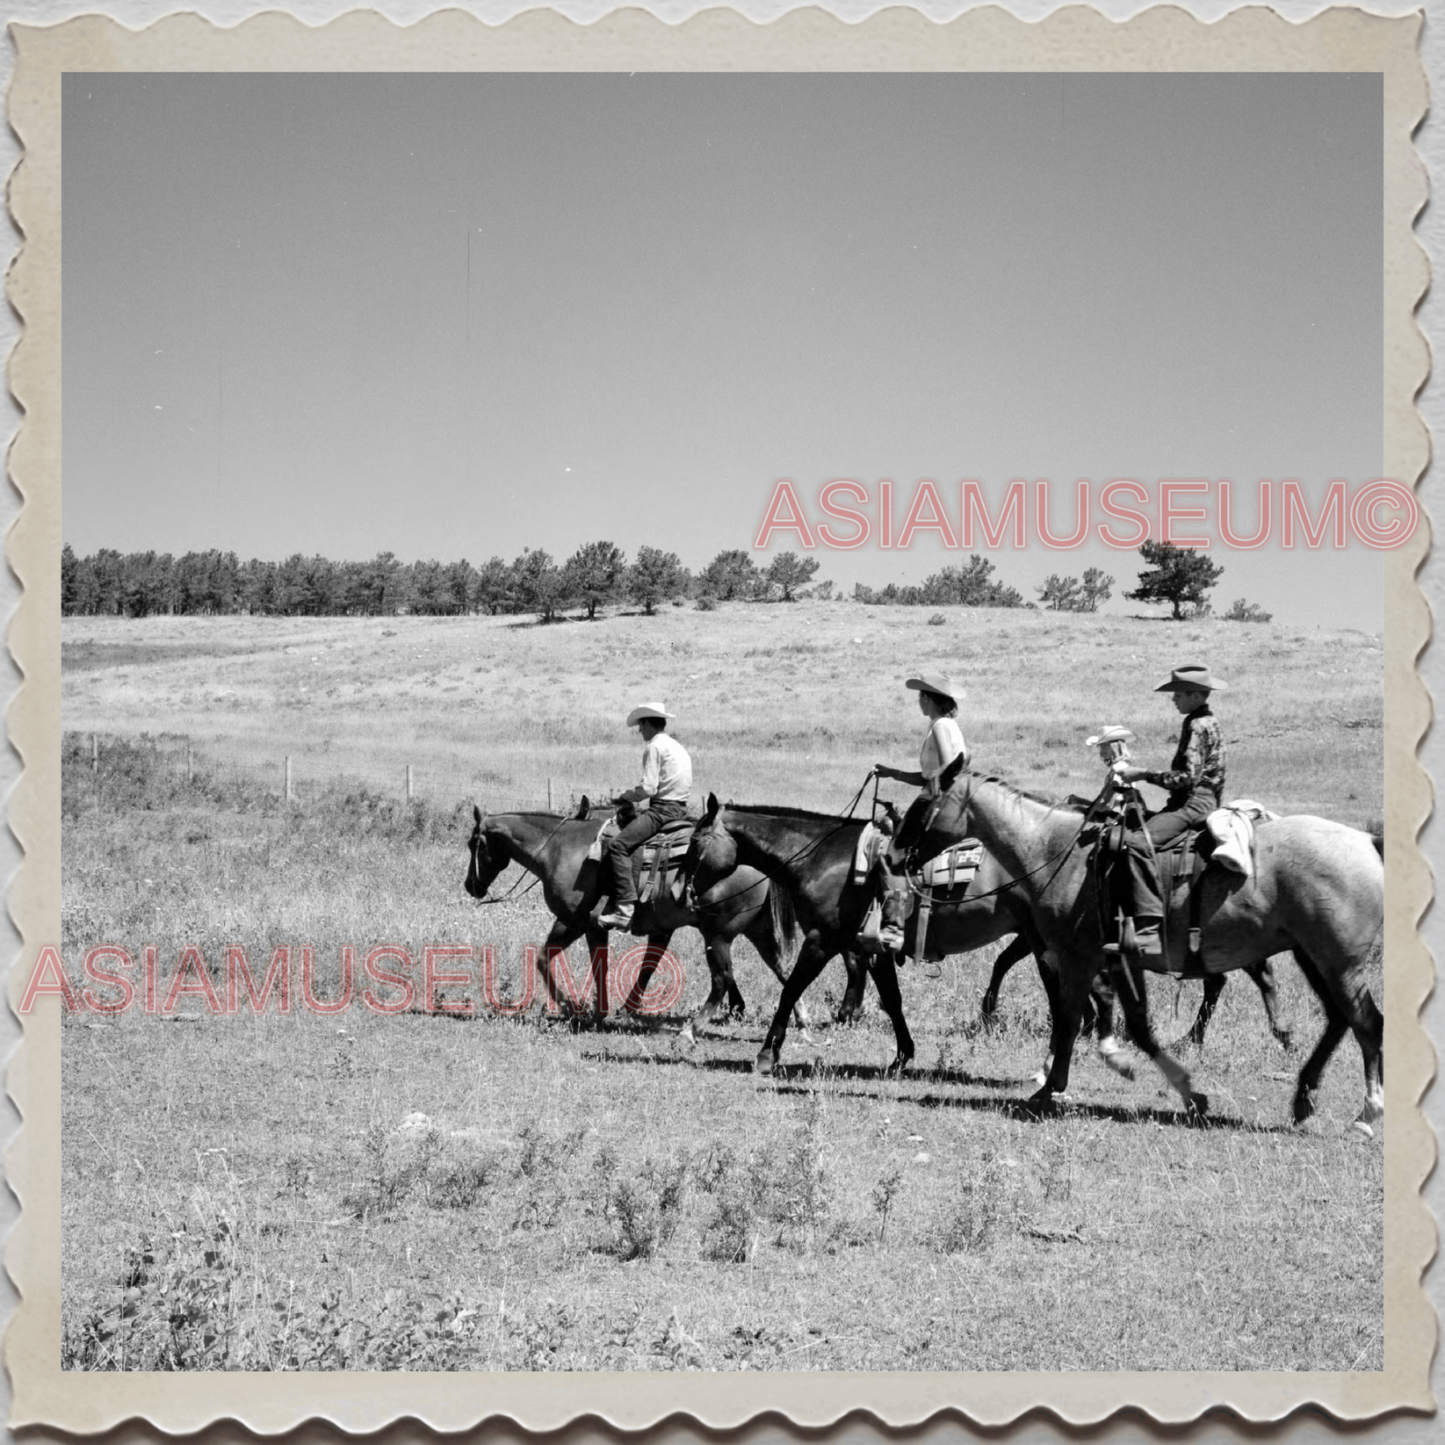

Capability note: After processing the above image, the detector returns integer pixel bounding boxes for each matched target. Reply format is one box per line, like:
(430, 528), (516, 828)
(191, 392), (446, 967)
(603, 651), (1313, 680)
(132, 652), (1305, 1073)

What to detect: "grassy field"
(59, 602), (1385, 1370)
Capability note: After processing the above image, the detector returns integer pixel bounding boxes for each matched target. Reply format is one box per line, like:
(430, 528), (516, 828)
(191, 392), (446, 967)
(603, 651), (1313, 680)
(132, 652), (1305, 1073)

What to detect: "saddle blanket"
(918, 840), (984, 892)
(1205, 800), (1279, 879)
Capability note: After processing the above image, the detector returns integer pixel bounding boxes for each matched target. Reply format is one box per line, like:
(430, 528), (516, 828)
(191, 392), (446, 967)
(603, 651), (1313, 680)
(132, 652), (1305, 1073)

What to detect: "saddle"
(857, 839), (985, 962)
(635, 820), (696, 905)
(1102, 819), (1215, 971)
(585, 815), (694, 904)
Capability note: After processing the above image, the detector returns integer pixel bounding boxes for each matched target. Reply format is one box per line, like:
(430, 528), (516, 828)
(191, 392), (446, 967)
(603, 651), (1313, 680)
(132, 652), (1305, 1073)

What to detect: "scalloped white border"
(3, 5), (1433, 1433)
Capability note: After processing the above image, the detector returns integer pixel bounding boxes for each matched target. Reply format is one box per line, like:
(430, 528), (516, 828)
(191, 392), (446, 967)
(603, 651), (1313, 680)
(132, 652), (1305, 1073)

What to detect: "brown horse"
(465, 804), (814, 1031)
(917, 772), (1383, 1133)
(688, 795), (1067, 1075)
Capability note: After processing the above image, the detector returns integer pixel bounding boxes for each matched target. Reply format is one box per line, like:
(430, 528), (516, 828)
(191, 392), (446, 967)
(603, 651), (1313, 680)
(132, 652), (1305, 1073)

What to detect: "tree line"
(59, 543), (837, 621)
(61, 538), (1265, 622)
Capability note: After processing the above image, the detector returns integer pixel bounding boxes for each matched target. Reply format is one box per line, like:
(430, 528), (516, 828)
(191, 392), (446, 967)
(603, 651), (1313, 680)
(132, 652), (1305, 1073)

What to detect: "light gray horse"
(919, 772), (1384, 1135)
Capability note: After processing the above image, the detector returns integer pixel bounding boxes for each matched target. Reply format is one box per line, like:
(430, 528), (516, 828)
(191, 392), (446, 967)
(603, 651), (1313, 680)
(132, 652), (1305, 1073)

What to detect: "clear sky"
(62, 72), (1384, 627)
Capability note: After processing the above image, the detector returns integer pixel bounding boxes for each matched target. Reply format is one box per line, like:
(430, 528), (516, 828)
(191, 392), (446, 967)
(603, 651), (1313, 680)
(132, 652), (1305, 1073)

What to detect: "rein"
(884, 770), (1103, 909)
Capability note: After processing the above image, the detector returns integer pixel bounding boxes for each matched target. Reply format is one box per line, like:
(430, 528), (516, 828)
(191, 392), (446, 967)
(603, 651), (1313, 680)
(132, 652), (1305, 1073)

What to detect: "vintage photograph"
(13, 9), (1425, 1420)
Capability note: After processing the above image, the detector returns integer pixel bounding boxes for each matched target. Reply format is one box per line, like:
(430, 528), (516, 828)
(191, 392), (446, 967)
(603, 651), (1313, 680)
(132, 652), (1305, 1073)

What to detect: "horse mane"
(962, 770), (1086, 815)
(726, 803), (859, 824)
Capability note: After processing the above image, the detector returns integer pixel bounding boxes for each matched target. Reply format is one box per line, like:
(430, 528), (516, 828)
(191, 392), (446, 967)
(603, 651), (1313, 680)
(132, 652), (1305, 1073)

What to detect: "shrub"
(1224, 598), (1273, 623)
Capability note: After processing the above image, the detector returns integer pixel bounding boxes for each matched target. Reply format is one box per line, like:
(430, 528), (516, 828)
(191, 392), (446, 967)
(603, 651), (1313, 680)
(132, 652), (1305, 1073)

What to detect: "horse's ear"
(705, 792), (720, 821)
(473, 805), (482, 824)
(577, 795), (591, 820)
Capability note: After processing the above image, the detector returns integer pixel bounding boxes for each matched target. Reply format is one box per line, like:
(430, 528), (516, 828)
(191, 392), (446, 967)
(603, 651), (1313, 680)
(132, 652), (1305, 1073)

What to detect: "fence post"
(186, 745), (193, 784)
(406, 764), (413, 802)
(91, 734), (99, 774)
(285, 756), (293, 803)
(547, 776), (552, 811)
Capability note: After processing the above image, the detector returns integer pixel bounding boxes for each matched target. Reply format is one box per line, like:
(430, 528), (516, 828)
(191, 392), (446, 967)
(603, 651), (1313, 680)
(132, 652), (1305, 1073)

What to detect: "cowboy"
(871, 672), (970, 953)
(597, 702), (693, 932)
(1108, 665), (1228, 955)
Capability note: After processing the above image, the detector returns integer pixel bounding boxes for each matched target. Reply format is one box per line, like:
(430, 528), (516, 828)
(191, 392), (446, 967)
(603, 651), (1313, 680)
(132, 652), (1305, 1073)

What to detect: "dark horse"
(917, 771), (1383, 1132)
(465, 804), (809, 1030)
(687, 795), (1063, 1075)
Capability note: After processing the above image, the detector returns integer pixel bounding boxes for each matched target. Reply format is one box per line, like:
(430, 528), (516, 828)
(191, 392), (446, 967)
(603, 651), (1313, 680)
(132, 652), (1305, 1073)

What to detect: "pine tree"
(1125, 541), (1224, 620)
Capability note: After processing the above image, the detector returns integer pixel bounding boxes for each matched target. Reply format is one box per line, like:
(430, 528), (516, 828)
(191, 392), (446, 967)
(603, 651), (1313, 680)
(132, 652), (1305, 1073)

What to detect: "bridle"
(466, 812), (571, 908)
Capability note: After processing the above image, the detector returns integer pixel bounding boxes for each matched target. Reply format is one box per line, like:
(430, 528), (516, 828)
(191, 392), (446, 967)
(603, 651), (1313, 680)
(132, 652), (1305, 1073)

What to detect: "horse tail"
(767, 876), (799, 957)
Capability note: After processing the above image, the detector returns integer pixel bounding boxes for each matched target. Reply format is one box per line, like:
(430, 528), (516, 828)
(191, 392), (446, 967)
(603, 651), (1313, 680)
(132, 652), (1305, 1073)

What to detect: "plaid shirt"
(1145, 706), (1226, 810)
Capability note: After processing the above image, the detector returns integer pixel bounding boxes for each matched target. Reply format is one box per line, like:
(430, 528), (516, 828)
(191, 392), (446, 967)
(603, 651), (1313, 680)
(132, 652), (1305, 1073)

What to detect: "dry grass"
(59, 603), (1385, 1370)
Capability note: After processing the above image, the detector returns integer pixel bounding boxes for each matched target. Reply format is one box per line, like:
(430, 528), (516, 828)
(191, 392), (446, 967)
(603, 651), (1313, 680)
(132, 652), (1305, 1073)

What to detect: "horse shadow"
(578, 1047), (1289, 1131)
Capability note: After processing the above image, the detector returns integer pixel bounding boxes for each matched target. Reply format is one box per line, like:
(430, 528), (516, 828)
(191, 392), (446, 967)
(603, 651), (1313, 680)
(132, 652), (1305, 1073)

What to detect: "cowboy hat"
(1085, 725), (1136, 748)
(1155, 665), (1228, 693)
(626, 701), (675, 726)
(905, 672), (966, 701)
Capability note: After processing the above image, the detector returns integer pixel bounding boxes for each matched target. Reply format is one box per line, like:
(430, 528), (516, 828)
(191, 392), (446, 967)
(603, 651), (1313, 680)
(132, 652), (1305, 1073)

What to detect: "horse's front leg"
(869, 954), (915, 1076)
(1247, 958), (1294, 1052)
(756, 936), (830, 1075)
(741, 907), (809, 1031)
(584, 927), (609, 1019)
(1111, 956), (1208, 1120)
(622, 931), (673, 1020)
(1088, 968), (1135, 1080)
(537, 917), (588, 1017)
(834, 950), (868, 1026)
(1029, 954), (1085, 1110)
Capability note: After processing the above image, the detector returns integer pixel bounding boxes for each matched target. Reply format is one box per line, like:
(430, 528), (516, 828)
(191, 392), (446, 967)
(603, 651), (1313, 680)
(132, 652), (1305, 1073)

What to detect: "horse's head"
(465, 805), (510, 899)
(683, 792), (739, 895)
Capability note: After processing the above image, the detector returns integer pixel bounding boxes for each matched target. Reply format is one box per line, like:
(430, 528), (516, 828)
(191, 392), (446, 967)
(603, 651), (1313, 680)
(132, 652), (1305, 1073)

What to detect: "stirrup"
(1130, 918), (1164, 957)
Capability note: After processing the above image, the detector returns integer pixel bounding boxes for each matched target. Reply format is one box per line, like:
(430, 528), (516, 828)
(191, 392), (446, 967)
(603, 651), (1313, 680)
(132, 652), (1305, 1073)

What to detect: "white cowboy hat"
(1155, 665), (1229, 693)
(626, 701), (675, 726)
(1086, 725), (1136, 748)
(904, 672), (966, 701)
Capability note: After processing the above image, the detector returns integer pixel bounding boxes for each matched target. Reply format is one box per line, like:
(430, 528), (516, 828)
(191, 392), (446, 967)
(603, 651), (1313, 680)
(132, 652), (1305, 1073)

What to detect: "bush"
(1223, 598), (1273, 623)
(927, 612), (946, 626)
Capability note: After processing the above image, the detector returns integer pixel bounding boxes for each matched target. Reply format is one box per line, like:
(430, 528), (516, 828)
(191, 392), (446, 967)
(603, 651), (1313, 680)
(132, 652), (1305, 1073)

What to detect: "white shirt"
(920, 717), (968, 797)
(639, 731), (693, 805)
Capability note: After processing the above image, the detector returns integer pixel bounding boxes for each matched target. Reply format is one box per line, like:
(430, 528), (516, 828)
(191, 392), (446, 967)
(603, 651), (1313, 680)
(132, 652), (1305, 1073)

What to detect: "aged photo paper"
(4, 3), (1434, 1436)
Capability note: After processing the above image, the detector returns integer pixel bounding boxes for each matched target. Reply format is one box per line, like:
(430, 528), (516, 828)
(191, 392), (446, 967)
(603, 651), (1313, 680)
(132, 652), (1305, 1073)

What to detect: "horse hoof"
(885, 1053), (912, 1079)
(1023, 1089), (1056, 1117)
(1293, 1089), (1317, 1126)
(678, 1023), (696, 1045)
(1352, 1119), (1375, 1139)
(755, 1050), (777, 1076)
(1186, 1092), (1210, 1122)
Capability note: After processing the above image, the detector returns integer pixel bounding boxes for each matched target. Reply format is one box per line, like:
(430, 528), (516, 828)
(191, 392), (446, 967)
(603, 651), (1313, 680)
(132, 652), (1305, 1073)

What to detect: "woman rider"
(870, 673), (970, 953)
